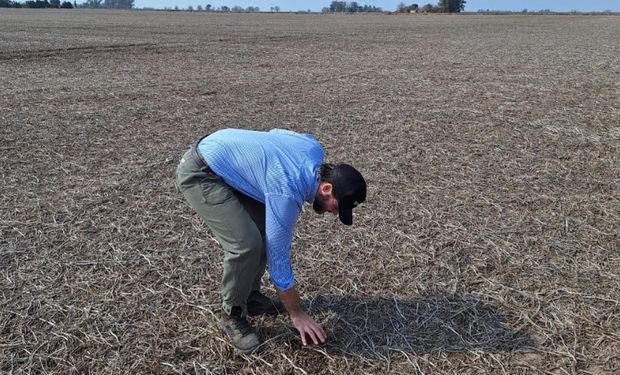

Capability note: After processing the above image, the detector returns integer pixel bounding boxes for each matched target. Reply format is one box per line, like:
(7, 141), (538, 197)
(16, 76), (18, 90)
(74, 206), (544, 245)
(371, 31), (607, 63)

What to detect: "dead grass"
(1, 9), (619, 374)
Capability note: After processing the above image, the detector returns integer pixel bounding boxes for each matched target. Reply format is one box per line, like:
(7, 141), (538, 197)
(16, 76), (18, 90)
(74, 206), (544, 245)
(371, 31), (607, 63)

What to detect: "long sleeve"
(264, 194), (302, 291)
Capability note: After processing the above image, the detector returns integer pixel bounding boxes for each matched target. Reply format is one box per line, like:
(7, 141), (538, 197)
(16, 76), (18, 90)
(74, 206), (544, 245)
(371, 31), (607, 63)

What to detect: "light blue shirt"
(198, 128), (324, 291)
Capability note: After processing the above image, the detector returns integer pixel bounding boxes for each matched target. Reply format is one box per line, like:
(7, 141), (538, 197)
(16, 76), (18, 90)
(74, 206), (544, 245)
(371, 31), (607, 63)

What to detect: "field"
(1, 9), (619, 374)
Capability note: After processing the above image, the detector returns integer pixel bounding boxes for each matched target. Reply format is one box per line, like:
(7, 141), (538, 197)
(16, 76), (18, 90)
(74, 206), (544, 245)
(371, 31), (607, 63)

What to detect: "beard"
(313, 193), (328, 214)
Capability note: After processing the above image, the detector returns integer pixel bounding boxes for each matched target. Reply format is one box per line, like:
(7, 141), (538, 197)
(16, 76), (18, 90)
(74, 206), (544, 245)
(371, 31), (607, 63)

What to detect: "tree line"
(322, 1), (383, 13)
(80, 0), (134, 7)
(0, 0), (134, 8)
(322, 1), (465, 13)
(396, 0), (466, 13)
(168, 5), (268, 12)
(0, 0), (73, 7)
(1, 0), (466, 12)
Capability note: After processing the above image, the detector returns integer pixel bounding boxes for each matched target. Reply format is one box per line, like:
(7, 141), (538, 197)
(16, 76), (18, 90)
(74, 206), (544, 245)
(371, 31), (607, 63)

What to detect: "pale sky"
(134, 0), (620, 12)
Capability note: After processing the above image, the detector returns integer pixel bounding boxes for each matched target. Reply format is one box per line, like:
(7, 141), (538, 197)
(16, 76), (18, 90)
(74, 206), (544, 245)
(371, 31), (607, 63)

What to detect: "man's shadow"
(296, 292), (535, 357)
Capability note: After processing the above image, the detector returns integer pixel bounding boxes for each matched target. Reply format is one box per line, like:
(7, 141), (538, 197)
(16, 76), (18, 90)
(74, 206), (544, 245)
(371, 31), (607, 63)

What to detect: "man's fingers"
(305, 327), (319, 345)
(309, 326), (322, 344)
(299, 329), (307, 346)
(306, 324), (326, 345)
(292, 314), (326, 346)
(317, 325), (327, 342)
(299, 327), (322, 346)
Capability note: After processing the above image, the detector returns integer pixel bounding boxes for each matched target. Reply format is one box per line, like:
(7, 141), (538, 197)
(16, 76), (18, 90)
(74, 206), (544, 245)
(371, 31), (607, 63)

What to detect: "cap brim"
(339, 208), (353, 226)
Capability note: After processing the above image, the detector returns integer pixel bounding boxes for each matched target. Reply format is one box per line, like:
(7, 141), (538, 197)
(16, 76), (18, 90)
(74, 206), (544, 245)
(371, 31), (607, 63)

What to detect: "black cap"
(331, 164), (366, 225)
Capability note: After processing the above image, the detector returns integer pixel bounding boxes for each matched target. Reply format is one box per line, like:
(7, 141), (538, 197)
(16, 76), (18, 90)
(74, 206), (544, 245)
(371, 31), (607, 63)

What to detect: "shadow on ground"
(300, 292), (535, 357)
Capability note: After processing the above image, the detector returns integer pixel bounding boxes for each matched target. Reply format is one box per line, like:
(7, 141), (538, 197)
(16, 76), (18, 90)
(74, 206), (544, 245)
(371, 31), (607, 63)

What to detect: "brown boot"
(218, 307), (262, 353)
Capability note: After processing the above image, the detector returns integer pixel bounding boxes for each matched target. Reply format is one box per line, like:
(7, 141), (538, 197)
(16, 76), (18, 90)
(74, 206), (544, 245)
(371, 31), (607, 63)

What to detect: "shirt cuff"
(271, 275), (295, 292)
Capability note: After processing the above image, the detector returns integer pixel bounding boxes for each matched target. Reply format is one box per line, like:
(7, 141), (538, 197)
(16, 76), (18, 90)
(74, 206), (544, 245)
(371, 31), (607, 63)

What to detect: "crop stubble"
(1, 9), (619, 375)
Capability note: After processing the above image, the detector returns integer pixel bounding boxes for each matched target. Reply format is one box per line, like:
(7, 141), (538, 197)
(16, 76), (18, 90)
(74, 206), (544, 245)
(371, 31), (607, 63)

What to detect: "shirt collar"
(302, 164), (320, 203)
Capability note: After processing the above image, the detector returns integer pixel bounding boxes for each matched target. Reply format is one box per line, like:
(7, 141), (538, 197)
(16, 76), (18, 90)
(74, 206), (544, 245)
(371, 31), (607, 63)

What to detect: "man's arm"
(265, 194), (326, 346)
(277, 286), (326, 346)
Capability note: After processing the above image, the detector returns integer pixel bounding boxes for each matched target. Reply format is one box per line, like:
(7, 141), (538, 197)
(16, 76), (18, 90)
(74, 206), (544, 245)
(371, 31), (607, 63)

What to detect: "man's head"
(313, 163), (366, 225)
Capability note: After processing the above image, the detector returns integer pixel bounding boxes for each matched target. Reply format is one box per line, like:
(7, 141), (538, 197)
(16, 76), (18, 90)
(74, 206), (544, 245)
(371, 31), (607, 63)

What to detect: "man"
(176, 128), (366, 353)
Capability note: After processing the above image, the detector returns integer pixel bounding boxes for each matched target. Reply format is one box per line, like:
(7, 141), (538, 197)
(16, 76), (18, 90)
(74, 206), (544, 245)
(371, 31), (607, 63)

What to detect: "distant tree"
(221, 5), (229, 11)
(205, 4), (211, 11)
(173, 5), (178, 10)
(437, 0), (447, 12)
(60, 0), (72, 7)
(105, 0), (134, 8)
(346, 1), (357, 12)
(437, 0), (465, 12)
(196, 5), (202, 10)
(1, 0), (16, 6)
(398, 3), (419, 12)
(329, 1), (345, 12)
(187, 5), (193, 11)
(82, 0), (103, 8)
(50, 0), (60, 7)
(24, 1), (50, 8)
(328, 1), (380, 13)
(274, 5), (279, 12)
(420, 3), (434, 12)
(231, 5), (243, 12)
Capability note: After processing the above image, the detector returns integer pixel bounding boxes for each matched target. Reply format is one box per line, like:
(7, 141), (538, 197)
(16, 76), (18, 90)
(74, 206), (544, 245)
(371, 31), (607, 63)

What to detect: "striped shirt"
(198, 128), (323, 291)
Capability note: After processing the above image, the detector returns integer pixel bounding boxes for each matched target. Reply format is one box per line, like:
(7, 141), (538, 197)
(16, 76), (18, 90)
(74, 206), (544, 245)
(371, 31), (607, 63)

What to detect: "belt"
(191, 135), (214, 174)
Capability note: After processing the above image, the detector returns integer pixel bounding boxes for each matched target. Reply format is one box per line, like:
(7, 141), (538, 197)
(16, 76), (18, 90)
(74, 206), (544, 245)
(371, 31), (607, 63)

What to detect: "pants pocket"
(198, 175), (234, 206)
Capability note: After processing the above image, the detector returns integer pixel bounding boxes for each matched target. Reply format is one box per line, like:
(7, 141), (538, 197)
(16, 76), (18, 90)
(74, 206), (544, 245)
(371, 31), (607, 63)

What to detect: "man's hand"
(290, 311), (326, 346)
(277, 286), (327, 346)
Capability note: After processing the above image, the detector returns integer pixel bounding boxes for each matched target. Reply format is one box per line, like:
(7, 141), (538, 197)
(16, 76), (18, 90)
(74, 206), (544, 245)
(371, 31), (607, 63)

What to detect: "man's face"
(313, 182), (339, 216)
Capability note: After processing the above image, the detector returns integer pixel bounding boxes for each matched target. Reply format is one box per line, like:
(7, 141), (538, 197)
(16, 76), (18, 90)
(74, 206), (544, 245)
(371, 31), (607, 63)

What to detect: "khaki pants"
(175, 148), (266, 317)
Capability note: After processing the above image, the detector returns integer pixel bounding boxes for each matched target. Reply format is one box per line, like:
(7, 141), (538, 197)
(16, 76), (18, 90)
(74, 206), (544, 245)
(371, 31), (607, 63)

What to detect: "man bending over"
(176, 128), (366, 353)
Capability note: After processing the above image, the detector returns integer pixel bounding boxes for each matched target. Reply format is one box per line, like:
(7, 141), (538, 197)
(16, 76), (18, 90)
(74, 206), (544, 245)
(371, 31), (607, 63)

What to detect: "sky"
(134, 1), (620, 12)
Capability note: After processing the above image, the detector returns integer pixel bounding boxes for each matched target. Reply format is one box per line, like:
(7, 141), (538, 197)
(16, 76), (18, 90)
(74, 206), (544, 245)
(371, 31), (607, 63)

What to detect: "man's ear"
(319, 182), (333, 195)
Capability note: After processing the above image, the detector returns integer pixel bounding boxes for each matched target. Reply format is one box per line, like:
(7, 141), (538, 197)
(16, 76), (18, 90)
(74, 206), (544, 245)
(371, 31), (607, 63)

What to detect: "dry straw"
(1, 10), (618, 375)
